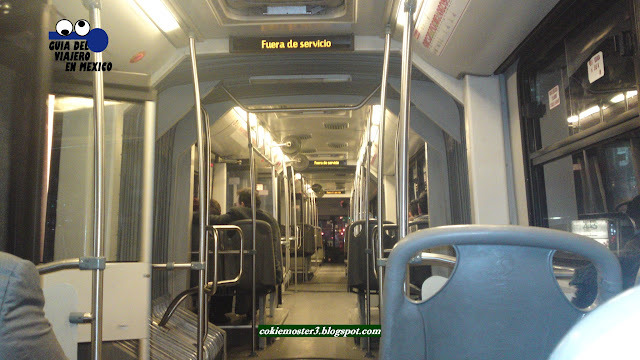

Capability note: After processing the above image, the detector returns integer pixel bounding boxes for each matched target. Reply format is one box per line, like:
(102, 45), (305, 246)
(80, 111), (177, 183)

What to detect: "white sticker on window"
(587, 51), (605, 83)
(548, 85), (560, 110)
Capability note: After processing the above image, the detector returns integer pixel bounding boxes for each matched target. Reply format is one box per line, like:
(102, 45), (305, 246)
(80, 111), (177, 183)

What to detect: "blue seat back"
(381, 225), (623, 360)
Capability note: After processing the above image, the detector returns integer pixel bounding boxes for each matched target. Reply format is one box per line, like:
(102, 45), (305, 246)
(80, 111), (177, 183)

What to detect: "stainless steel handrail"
(221, 84), (380, 114)
(36, 258), (81, 275)
(211, 225), (244, 287)
(158, 225), (244, 328)
(151, 263), (193, 270)
(377, 25), (391, 320)
(189, 35), (208, 360)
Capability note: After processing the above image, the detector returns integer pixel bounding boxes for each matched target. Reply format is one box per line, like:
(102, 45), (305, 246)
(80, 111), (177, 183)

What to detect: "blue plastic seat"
(380, 225), (623, 360)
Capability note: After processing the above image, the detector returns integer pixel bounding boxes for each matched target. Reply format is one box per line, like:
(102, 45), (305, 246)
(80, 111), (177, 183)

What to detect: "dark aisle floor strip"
(228, 264), (376, 359)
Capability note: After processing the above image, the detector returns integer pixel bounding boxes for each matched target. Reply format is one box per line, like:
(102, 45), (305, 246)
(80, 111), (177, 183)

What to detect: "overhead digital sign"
(230, 35), (354, 53)
(326, 190), (346, 195)
(312, 160), (346, 166)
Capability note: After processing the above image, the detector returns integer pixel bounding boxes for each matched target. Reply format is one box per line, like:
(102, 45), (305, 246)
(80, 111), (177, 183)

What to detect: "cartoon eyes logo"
(56, 19), (90, 37)
(51, 19), (109, 53)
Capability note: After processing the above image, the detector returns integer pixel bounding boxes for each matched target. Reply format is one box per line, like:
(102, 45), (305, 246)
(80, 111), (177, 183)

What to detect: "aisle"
(229, 264), (373, 359)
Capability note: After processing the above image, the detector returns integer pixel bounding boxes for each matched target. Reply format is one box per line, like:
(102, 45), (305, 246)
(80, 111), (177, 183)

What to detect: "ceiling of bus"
(50, 0), (562, 196)
(51, 0), (562, 78)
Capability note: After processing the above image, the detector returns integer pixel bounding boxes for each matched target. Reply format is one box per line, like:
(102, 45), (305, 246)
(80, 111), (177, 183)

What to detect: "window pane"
(564, 0), (636, 133)
(43, 96), (145, 262)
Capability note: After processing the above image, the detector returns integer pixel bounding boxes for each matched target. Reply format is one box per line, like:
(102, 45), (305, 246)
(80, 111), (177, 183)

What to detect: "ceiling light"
(233, 106), (247, 119)
(371, 105), (382, 125)
(567, 116), (579, 123)
(54, 96), (118, 112)
(610, 94), (625, 103)
(134, 0), (180, 32)
(627, 90), (638, 98)
(579, 106), (600, 119)
(370, 125), (379, 142)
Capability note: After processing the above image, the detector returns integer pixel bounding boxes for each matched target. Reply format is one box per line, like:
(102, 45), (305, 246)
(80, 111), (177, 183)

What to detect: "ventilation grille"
(324, 122), (349, 130)
(328, 142), (348, 149)
(301, 148), (317, 154)
(296, 134), (312, 140)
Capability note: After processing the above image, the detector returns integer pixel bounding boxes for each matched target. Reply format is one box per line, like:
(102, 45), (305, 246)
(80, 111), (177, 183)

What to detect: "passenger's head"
(417, 191), (428, 215)
(237, 188), (261, 208)
(409, 200), (419, 218)
(210, 199), (221, 216)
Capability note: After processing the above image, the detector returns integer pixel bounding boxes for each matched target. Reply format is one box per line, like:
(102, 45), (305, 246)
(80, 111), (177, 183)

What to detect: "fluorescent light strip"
(134, 0), (180, 32)
(249, 74), (352, 85)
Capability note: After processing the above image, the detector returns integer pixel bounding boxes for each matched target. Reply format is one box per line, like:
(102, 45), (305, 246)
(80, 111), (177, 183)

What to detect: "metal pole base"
(365, 351), (375, 358)
(249, 351), (258, 357)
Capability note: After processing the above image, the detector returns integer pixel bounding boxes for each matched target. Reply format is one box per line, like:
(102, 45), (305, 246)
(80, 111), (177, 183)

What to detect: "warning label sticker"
(548, 85), (560, 110)
(587, 51), (605, 84)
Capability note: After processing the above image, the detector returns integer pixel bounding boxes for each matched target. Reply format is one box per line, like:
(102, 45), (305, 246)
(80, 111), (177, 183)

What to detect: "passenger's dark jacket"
(210, 206), (283, 285)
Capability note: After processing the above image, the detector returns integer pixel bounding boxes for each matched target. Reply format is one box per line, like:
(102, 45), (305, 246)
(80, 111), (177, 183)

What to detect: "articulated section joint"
(79, 256), (106, 270)
(191, 262), (206, 271)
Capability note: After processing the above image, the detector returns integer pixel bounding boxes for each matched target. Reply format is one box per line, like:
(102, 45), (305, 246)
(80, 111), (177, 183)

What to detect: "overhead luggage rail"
(380, 225), (623, 360)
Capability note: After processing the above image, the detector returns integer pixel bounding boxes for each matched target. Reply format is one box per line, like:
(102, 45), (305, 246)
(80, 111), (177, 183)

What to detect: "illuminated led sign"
(326, 190), (346, 195)
(230, 35), (353, 53)
(312, 160), (346, 166)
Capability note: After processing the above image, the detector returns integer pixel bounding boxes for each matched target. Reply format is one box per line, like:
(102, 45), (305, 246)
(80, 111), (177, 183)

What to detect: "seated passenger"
(0, 252), (67, 360)
(209, 189), (283, 320)
(408, 200), (419, 221)
(415, 190), (429, 221)
(210, 189), (282, 284)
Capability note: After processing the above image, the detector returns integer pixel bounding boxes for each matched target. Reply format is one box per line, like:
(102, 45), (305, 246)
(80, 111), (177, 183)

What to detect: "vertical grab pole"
(202, 107), (212, 340)
(272, 166), (277, 220)
(291, 166), (298, 291)
(246, 113), (258, 356)
(398, 0), (415, 240)
(364, 84), (374, 358)
(188, 36), (207, 360)
(377, 25), (391, 320)
(283, 163), (291, 284)
(84, 1), (105, 358)
(138, 101), (156, 360)
(399, 1), (415, 299)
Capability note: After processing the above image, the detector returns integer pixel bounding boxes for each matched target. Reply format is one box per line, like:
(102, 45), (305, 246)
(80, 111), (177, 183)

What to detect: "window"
(518, 0), (640, 299)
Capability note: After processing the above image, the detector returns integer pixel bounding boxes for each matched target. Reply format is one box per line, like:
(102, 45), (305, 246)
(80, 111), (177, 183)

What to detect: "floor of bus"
(228, 263), (377, 359)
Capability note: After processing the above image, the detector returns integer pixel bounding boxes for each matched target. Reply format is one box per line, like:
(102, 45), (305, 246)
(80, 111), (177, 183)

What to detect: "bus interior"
(2, 0), (640, 359)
